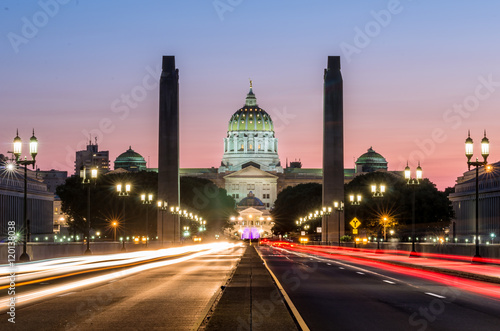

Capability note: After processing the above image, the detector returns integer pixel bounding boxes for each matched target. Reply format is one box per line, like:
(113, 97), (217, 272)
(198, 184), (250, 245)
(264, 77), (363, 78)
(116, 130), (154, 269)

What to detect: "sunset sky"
(1, 0), (500, 190)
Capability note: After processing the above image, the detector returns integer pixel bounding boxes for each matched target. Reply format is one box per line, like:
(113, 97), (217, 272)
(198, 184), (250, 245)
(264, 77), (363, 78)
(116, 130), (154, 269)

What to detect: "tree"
(179, 176), (236, 236)
(271, 183), (322, 234)
(57, 173), (235, 240)
(344, 172), (454, 239)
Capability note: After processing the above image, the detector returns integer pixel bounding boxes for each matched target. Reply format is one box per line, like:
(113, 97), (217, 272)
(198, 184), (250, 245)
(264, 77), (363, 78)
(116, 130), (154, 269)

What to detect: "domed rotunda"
(220, 82), (282, 172)
(114, 146), (147, 172)
(355, 147), (388, 173)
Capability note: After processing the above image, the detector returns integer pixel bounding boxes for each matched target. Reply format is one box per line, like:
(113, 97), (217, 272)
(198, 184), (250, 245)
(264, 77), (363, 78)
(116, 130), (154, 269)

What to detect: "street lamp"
(333, 201), (344, 246)
(466, 130), (489, 262)
(157, 200), (168, 246)
(111, 220), (118, 242)
(10, 129), (38, 261)
(349, 194), (362, 206)
(141, 193), (154, 247)
(117, 183), (131, 251)
(405, 161), (422, 257)
(322, 206), (332, 244)
(371, 184), (385, 197)
(371, 184), (385, 252)
(81, 165), (98, 255)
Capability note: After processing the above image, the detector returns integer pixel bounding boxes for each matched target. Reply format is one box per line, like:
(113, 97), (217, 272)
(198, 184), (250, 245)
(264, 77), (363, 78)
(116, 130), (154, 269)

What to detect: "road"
(0, 243), (244, 331)
(258, 245), (500, 331)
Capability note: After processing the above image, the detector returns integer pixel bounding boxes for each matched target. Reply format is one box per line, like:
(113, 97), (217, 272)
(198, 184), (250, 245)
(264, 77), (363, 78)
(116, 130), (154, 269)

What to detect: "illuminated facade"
(226, 191), (274, 239)
(448, 162), (500, 242)
(0, 167), (54, 240)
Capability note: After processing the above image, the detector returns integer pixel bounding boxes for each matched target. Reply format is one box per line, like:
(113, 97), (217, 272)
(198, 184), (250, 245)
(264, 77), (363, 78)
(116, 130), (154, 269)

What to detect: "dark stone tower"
(158, 56), (180, 243)
(322, 56), (344, 243)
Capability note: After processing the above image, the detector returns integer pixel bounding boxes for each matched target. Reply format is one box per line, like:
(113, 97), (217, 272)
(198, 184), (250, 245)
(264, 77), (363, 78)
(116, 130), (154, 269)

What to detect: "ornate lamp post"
(80, 166), (97, 255)
(157, 200), (168, 246)
(141, 193), (154, 247)
(117, 183), (131, 251)
(11, 130), (38, 261)
(371, 183), (385, 251)
(405, 162), (422, 257)
(333, 201), (344, 246)
(321, 206), (332, 244)
(371, 184), (385, 198)
(465, 130), (489, 262)
(349, 194), (362, 206)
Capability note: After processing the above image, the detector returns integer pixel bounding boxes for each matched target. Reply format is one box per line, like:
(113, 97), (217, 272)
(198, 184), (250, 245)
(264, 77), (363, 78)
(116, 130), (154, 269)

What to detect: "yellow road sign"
(349, 217), (361, 229)
(352, 229), (358, 234)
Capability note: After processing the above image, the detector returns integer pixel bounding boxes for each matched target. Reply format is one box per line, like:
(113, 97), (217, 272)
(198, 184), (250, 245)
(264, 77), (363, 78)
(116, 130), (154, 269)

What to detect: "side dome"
(114, 146), (147, 172)
(228, 83), (274, 132)
(355, 147), (388, 173)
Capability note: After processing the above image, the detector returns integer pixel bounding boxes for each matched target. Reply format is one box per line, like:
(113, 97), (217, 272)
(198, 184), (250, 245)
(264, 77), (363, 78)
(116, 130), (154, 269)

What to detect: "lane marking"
(425, 292), (446, 299)
(57, 292), (75, 297)
(383, 280), (396, 284)
(356, 272), (365, 275)
(273, 246), (406, 287)
(326, 263), (332, 266)
(256, 247), (310, 331)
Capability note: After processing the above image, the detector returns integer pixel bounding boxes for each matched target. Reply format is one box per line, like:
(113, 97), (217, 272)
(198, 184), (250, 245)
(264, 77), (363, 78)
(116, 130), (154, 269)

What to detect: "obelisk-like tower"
(322, 56), (344, 243)
(158, 56), (180, 243)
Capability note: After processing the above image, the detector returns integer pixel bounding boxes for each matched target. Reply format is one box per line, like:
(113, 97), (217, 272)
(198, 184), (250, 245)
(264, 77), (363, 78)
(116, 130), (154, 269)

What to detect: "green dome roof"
(116, 146), (145, 162)
(114, 146), (147, 172)
(228, 84), (274, 132)
(355, 147), (388, 172)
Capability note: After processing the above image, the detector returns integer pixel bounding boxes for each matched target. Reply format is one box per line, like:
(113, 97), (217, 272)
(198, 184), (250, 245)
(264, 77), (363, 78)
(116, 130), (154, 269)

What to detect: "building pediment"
(223, 165), (278, 179)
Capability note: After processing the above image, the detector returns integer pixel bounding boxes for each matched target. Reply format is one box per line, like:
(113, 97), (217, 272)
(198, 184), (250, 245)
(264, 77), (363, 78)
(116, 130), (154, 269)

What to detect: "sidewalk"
(203, 245), (298, 331)
(291, 244), (500, 284)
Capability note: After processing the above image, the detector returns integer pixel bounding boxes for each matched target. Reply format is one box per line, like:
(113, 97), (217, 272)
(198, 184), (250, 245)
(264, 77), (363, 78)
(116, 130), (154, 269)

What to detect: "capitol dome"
(355, 147), (388, 173)
(220, 82), (282, 173)
(227, 87), (274, 132)
(114, 146), (147, 172)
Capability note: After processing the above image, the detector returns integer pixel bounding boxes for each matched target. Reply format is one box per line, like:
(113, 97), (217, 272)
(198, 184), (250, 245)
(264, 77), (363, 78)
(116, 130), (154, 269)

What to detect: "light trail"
(268, 244), (500, 301)
(0, 242), (241, 311)
(0, 243), (237, 288)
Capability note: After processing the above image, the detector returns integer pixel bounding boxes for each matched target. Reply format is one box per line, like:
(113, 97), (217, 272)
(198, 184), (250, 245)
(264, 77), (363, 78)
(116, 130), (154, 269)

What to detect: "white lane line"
(425, 292), (446, 299)
(57, 292), (75, 297)
(274, 246), (408, 287)
(356, 272), (365, 275)
(383, 280), (396, 284)
(326, 263), (332, 266)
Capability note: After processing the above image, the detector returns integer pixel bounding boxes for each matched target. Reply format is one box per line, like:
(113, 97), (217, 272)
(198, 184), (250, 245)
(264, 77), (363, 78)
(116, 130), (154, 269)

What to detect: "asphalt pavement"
(0, 245), (244, 331)
(258, 245), (500, 331)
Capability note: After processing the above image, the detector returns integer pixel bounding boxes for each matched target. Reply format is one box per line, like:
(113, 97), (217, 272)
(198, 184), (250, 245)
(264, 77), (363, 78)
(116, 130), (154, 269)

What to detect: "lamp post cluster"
(405, 162), (422, 257)
(465, 130), (490, 262)
(9, 130), (38, 261)
(170, 206), (207, 233)
(296, 206), (332, 242)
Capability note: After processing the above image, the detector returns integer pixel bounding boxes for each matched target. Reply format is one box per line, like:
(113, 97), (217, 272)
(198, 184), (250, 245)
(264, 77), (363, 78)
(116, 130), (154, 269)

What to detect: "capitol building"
(115, 83), (392, 240)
